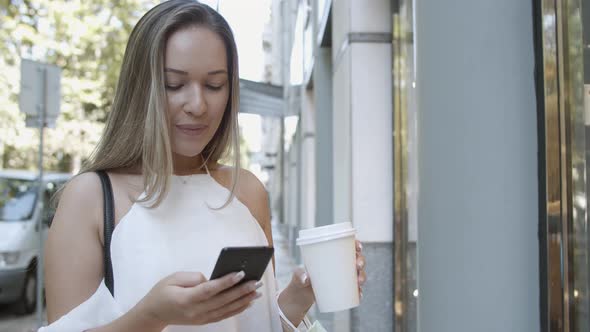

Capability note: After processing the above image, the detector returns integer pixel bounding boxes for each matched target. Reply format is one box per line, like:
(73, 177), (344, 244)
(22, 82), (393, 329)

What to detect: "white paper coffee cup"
(296, 222), (359, 312)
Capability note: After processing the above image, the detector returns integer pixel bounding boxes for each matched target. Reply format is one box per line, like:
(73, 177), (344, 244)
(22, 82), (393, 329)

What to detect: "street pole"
(19, 59), (60, 327)
(280, 0), (287, 228)
(36, 66), (47, 326)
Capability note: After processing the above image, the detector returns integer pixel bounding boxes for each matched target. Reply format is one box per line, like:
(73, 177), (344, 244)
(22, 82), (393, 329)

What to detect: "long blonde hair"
(81, 0), (241, 208)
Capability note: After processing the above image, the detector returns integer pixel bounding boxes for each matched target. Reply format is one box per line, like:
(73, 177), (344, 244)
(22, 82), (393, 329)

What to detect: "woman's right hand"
(135, 270), (262, 328)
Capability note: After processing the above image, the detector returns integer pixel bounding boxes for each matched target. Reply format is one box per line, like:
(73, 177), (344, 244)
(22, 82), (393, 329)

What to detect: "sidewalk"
(272, 219), (298, 291)
(0, 304), (39, 332)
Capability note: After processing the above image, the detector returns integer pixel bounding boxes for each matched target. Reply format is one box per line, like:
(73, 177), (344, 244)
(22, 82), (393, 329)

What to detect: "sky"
(201, 0), (272, 82)
(198, 1), (299, 177)
(200, 0), (274, 157)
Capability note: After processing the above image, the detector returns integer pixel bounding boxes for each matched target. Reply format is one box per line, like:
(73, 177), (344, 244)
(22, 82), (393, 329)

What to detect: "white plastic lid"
(298, 222), (353, 238)
(296, 222), (356, 246)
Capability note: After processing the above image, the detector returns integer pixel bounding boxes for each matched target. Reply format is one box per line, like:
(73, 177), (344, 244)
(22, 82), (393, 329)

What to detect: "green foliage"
(0, 0), (158, 172)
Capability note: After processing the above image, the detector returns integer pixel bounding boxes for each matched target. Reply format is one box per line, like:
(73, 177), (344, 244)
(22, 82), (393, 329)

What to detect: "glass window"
(537, 0), (590, 330)
(0, 178), (38, 221)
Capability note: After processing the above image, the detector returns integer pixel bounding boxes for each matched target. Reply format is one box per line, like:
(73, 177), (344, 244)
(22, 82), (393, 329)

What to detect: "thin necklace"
(179, 163), (210, 184)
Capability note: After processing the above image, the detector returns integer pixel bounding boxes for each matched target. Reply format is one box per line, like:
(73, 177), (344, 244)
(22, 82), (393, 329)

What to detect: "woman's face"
(164, 26), (230, 158)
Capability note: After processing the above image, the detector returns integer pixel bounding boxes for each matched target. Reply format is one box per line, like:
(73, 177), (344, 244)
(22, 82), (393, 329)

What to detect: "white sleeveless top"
(39, 171), (283, 332)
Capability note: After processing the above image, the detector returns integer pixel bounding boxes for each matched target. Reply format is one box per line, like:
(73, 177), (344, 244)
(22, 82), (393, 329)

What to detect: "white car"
(0, 169), (71, 314)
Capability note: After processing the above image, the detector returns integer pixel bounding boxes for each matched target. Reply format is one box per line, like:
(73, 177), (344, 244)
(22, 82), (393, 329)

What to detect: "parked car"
(0, 169), (70, 314)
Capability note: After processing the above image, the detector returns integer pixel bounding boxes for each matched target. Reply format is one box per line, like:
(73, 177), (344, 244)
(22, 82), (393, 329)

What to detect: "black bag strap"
(96, 170), (115, 296)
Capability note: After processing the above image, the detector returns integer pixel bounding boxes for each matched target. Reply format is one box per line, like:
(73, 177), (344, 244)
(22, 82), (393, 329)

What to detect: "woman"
(42, 1), (366, 331)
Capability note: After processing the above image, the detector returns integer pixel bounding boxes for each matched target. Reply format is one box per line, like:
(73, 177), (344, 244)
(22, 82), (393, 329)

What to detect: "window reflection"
(0, 178), (38, 221)
(393, 0), (417, 331)
(539, 0), (590, 330)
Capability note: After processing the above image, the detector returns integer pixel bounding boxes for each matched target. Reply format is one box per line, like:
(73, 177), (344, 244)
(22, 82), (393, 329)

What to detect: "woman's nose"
(182, 84), (206, 116)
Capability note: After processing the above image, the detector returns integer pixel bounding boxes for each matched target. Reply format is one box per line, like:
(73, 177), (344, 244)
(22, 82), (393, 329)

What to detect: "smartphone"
(210, 246), (275, 283)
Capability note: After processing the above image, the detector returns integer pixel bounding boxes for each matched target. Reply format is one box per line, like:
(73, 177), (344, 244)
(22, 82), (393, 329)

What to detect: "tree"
(0, 0), (158, 172)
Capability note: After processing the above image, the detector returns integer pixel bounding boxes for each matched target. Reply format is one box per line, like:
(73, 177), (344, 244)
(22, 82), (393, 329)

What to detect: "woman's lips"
(176, 124), (208, 137)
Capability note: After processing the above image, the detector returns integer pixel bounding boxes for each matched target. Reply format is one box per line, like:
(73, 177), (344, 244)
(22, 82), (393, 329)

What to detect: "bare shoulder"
(235, 168), (272, 245)
(237, 168), (268, 201)
(53, 172), (103, 231)
(213, 165), (268, 200)
(45, 172), (104, 322)
(214, 166), (271, 232)
(48, 171), (104, 260)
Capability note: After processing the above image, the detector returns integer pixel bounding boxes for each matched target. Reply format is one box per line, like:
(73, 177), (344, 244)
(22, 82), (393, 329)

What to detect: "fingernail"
(357, 261), (364, 269)
(300, 273), (308, 284)
(255, 281), (264, 289)
(234, 271), (245, 282)
(359, 243), (363, 250)
(255, 292), (263, 299)
(360, 290), (364, 299)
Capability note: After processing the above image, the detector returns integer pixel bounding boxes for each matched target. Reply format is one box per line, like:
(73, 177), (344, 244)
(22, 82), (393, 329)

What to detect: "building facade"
(267, 0), (590, 331)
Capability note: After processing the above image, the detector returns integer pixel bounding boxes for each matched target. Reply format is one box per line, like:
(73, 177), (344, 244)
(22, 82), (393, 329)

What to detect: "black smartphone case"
(210, 246), (275, 283)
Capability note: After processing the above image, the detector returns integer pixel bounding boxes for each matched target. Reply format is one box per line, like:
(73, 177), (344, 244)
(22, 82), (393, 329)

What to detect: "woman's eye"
(207, 84), (224, 91)
(165, 84), (183, 91)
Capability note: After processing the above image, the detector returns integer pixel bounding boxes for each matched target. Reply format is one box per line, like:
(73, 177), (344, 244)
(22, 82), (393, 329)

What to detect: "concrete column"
(288, 132), (300, 259)
(332, 0), (393, 330)
(415, 1), (539, 331)
(301, 90), (316, 231)
(314, 47), (334, 228)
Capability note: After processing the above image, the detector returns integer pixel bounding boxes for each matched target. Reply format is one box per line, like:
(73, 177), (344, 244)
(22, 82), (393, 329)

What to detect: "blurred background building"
(265, 0), (590, 332)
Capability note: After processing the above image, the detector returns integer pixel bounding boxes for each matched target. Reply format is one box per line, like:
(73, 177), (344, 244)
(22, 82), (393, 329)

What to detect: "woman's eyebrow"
(164, 68), (227, 76)
(164, 68), (188, 75)
(208, 69), (228, 75)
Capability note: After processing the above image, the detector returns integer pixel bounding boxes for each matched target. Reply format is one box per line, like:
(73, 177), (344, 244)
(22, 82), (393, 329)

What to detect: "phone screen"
(210, 246), (274, 282)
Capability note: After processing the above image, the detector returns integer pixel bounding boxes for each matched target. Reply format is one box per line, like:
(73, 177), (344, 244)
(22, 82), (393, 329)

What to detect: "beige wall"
(332, 0), (393, 242)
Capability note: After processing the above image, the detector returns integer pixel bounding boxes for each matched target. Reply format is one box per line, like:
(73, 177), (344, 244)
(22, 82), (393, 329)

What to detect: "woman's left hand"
(355, 239), (367, 299)
(288, 266), (315, 309)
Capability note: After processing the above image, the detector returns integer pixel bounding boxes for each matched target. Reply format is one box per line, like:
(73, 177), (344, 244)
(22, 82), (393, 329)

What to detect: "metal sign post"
(19, 59), (61, 328)
(36, 66), (47, 328)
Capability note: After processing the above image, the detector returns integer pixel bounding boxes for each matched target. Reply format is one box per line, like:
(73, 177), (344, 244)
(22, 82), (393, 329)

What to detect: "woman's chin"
(171, 149), (205, 158)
